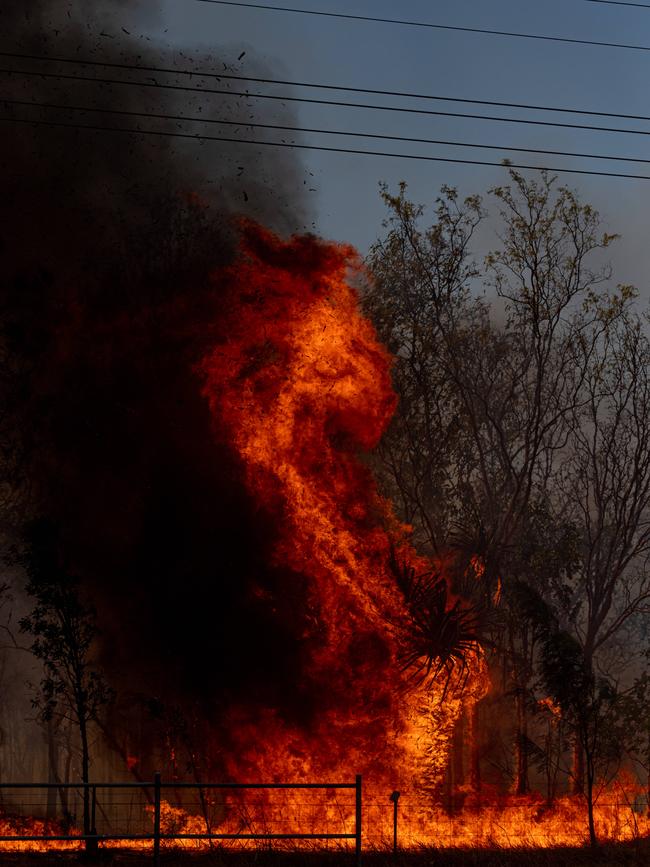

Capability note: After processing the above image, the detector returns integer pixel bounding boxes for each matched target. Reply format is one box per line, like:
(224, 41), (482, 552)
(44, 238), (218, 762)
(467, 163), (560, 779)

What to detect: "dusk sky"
(96, 0), (650, 294)
(16, 0), (650, 283)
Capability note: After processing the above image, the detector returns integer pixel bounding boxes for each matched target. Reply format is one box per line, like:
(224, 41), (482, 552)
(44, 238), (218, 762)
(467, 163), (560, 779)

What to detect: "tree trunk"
(647, 722), (650, 815)
(444, 751), (453, 814)
(446, 714), (465, 813)
(572, 738), (585, 795)
(46, 719), (58, 819)
(585, 754), (598, 848)
(453, 714), (465, 810)
(60, 727), (72, 829)
(468, 702), (481, 795)
(544, 721), (559, 807)
(514, 687), (529, 795)
(78, 710), (91, 843)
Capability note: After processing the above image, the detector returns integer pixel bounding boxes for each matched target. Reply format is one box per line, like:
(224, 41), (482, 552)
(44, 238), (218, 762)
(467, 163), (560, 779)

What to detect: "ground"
(1, 843), (650, 867)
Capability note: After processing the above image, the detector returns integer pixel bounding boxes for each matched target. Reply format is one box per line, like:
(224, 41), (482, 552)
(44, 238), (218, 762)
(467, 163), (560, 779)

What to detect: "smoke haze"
(0, 0), (318, 774)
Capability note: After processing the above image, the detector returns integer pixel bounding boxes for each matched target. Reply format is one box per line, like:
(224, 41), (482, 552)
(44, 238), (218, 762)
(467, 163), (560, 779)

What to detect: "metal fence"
(361, 795), (649, 850)
(0, 779), (645, 856)
(0, 774), (363, 865)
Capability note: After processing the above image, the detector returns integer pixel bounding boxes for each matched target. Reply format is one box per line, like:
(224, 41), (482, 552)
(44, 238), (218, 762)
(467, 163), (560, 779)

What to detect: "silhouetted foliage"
(390, 550), (483, 700)
(17, 520), (113, 838)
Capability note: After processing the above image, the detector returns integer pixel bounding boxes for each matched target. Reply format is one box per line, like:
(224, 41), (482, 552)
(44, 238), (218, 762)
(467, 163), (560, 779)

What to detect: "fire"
(0, 816), (82, 853)
(538, 696), (562, 719)
(3, 222), (647, 852)
(197, 222), (649, 848)
(199, 220), (485, 824)
(0, 788), (648, 852)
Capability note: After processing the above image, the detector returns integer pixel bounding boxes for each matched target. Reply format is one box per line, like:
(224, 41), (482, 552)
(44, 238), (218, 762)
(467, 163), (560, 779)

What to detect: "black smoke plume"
(0, 0), (314, 775)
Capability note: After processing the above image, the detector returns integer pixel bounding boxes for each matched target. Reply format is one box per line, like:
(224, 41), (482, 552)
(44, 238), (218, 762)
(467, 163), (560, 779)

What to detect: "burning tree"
(17, 520), (113, 843)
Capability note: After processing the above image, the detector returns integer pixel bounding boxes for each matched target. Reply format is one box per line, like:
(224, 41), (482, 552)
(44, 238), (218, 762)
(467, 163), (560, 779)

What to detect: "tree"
(364, 170), (639, 797)
(568, 307), (650, 660)
(364, 182), (484, 558)
(495, 501), (580, 795)
(540, 626), (628, 848)
(365, 171), (618, 582)
(553, 308), (650, 790)
(17, 520), (113, 842)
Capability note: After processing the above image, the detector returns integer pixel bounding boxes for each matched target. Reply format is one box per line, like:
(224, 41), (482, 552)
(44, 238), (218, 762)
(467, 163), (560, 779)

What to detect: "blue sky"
(121, 0), (650, 292)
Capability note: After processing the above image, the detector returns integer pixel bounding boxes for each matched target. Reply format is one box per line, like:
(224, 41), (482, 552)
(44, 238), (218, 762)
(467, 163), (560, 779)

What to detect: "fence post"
(91, 785), (97, 832)
(389, 790), (400, 853)
(86, 785), (98, 854)
(355, 774), (362, 866)
(153, 772), (161, 867)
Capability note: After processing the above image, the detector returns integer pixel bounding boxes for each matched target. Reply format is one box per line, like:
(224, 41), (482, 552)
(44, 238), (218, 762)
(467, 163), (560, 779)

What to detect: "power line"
(8, 97), (650, 166)
(4, 49), (650, 124)
(194, 0), (650, 53)
(2, 113), (650, 181)
(5, 66), (650, 138)
(585, 1), (650, 7)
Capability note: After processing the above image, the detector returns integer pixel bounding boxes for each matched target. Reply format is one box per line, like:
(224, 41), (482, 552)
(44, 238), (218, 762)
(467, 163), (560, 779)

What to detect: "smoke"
(0, 0), (317, 763)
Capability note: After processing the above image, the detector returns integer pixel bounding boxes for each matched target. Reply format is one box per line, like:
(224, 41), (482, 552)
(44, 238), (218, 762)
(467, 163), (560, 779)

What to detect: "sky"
(50, 0), (650, 293)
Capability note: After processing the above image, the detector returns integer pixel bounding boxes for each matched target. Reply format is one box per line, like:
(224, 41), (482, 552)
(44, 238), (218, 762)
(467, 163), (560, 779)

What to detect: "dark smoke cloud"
(0, 0), (315, 766)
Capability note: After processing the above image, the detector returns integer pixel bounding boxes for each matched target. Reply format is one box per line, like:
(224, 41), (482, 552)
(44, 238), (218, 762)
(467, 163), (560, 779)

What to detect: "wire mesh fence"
(0, 776), (363, 864)
(0, 777), (647, 858)
(362, 795), (650, 850)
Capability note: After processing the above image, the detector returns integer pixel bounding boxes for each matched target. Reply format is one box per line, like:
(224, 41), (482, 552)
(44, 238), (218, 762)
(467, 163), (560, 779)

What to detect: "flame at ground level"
(0, 789), (648, 851)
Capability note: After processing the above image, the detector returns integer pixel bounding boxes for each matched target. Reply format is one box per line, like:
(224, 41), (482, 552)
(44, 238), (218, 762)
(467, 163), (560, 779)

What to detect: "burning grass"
(0, 790), (647, 857)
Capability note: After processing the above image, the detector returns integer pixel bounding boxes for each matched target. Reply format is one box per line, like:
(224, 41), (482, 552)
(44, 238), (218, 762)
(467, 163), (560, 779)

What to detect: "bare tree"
(17, 520), (113, 843)
(365, 169), (633, 795)
(554, 307), (650, 790)
(364, 182), (484, 557)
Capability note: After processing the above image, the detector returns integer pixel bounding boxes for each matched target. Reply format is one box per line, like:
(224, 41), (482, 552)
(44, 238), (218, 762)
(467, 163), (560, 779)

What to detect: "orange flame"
(4, 223), (646, 852)
(200, 222), (485, 804)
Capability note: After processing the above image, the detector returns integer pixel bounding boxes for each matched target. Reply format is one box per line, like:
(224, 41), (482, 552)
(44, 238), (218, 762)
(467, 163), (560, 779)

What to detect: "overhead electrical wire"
(7, 97), (650, 167)
(3, 50), (650, 124)
(584, 1), (650, 7)
(4, 66), (650, 138)
(193, 0), (650, 53)
(2, 114), (650, 181)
